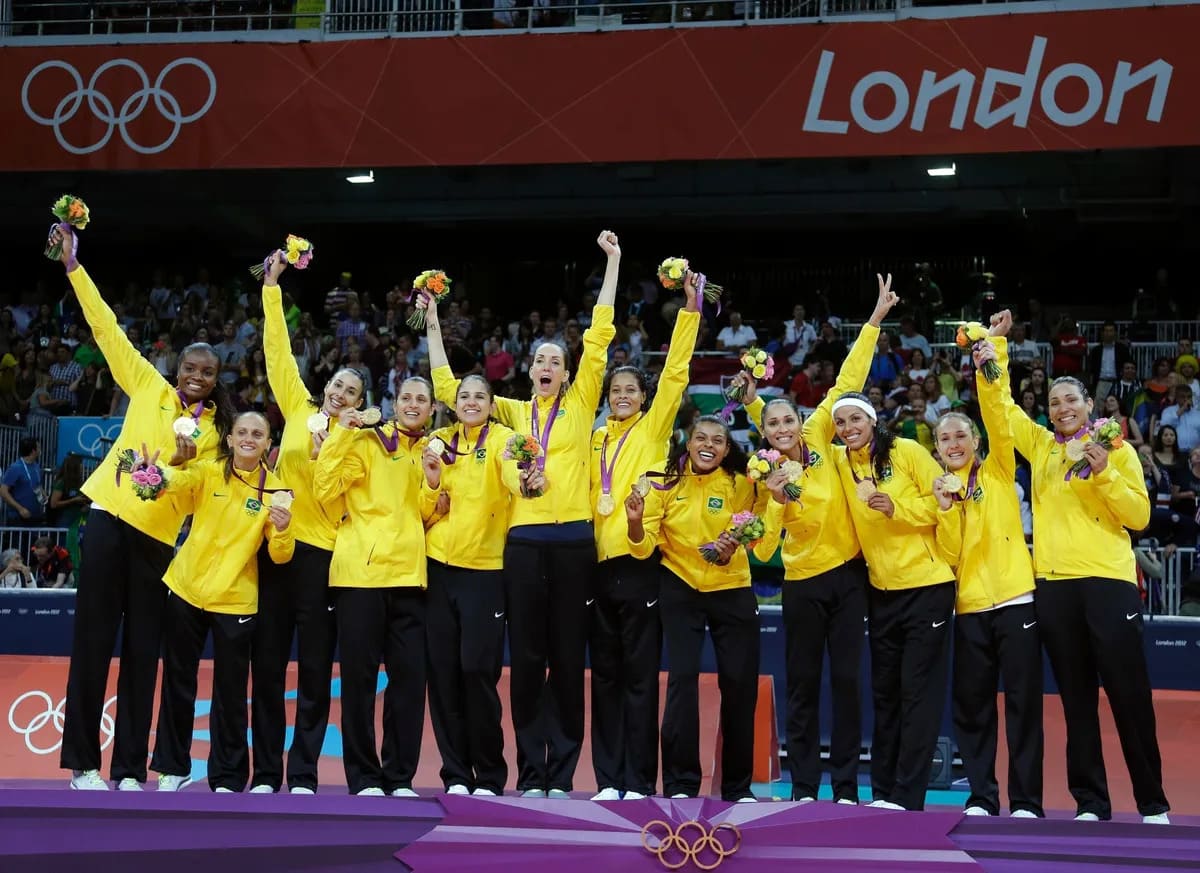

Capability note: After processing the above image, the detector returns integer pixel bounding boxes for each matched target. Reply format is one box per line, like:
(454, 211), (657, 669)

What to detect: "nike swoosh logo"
(1126, 612), (1139, 621)
(1023, 621), (1037, 629)
(646, 600), (658, 608)
(675, 496), (686, 501)
(212, 492), (227, 498)
(327, 605), (335, 612)
(160, 405), (173, 411)
(754, 607), (760, 616)
(586, 599), (595, 606)
(494, 611), (505, 619)
(238, 616), (252, 624)
(932, 620), (947, 628)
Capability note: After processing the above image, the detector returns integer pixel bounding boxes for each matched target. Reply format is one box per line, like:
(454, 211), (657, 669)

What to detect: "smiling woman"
(46, 224), (233, 794)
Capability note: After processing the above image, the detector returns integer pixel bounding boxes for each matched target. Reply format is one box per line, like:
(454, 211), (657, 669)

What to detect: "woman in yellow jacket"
(48, 225), (234, 792)
(624, 416), (761, 802)
(587, 271), (700, 802)
(831, 390), (954, 811)
(313, 378), (434, 797)
(421, 375), (519, 796)
(975, 313), (1169, 824)
(738, 275), (898, 805)
(427, 231), (618, 798)
(250, 252), (366, 795)
(930, 355), (1043, 818)
(145, 411), (294, 793)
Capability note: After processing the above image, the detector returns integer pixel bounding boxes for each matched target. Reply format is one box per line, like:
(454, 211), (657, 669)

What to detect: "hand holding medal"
(268, 490), (293, 532)
(933, 474), (957, 511)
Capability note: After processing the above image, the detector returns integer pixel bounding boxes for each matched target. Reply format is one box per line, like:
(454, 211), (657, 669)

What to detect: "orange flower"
(1112, 435), (1125, 449)
(67, 201), (85, 219)
(427, 275), (446, 294)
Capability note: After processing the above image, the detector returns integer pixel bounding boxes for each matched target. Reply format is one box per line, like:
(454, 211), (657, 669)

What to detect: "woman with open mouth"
(928, 312), (1042, 820)
(148, 411), (294, 793)
(48, 224), (235, 793)
(624, 416), (761, 802)
(313, 376), (437, 797)
(974, 313), (1169, 825)
(586, 267), (701, 802)
(416, 370), (521, 797)
(735, 274), (898, 806)
(249, 252), (366, 796)
(831, 384), (955, 812)
(430, 231), (619, 798)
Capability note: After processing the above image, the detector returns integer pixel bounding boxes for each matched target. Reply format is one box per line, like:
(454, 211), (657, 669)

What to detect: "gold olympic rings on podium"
(640, 819), (742, 870)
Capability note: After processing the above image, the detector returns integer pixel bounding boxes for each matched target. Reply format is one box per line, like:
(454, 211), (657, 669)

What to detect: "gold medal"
(941, 473), (963, 493)
(269, 490), (294, 510)
(306, 412), (329, 434)
(173, 416), (197, 437)
(855, 479), (877, 502)
(360, 407), (382, 427)
(597, 492), (616, 517)
(428, 437), (446, 456)
(634, 475), (652, 498)
(1065, 439), (1087, 461)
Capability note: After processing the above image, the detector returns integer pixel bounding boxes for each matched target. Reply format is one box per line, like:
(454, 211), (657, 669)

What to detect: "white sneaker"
(117, 778), (142, 792)
(1074, 812), (1100, 821)
(794, 796), (816, 804)
(446, 784), (470, 796)
(391, 788), (419, 798)
(548, 788), (570, 799)
(214, 787), (235, 793)
(868, 800), (905, 810)
(1143, 813), (1170, 825)
(735, 796), (758, 803)
(290, 786), (315, 795)
(1010, 810), (1038, 819)
(623, 791), (647, 800)
(670, 793), (691, 799)
(964, 806), (990, 817)
(157, 774), (192, 792)
(591, 787), (621, 801)
(70, 769), (109, 791)
(356, 787), (385, 796)
(836, 798), (857, 806)
(472, 788), (498, 797)
(249, 784), (275, 794)
(521, 789), (547, 798)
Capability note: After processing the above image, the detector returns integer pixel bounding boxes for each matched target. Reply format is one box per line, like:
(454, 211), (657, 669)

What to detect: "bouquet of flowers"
(250, 234), (314, 280)
(955, 322), (1002, 382)
(746, 449), (779, 482)
(407, 269), (452, 330)
(725, 347), (774, 409)
(699, 510), (766, 563)
(1065, 417), (1125, 480)
(45, 195), (90, 261)
(116, 449), (168, 501)
(503, 432), (543, 497)
(656, 257), (724, 306)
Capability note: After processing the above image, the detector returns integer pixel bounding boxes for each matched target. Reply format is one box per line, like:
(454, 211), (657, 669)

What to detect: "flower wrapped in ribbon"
(699, 510), (766, 563)
(1064, 417), (1125, 480)
(956, 322), (1002, 382)
(44, 195), (90, 261)
(407, 269), (452, 330)
(656, 257), (724, 307)
(115, 448), (168, 502)
(250, 234), (314, 280)
(503, 432), (543, 497)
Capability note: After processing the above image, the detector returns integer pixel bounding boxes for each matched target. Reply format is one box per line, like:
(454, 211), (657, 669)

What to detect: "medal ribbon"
(530, 394), (562, 472)
(176, 389), (204, 422)
(599, 419), (639, 496)
(376, 425), (426, 453)
(845, 439), (876, 487)
(948, 458), (981, 503)
(231, 464), (274, 502)
(444, 424), (489, 465)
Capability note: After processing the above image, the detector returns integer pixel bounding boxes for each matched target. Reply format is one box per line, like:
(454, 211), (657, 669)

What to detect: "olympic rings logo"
(640, 819), (741, 870)
(21, 57), (217, 156)
(74, 421), (124, 457)
(7, 690), (116, 755)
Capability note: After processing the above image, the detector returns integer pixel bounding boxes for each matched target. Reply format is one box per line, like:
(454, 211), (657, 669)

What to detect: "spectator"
(1019, 364), (1049, 411)
(483, 336), (515, 391)
(324, 272), (357, 325)
(149, 270), (181, 320)
(0, 549), (34, 589)
(1018, 388), (1049, 430)
(787, 355), (823, 409)
(1101, 393), (1144, 450)
(1170, 446), (1200, 521)
(1159, 385), (1200, 453)
(905, 348), (930, 383)
(0, 438), (45, 527)
(335, 301), (369, 356)
(716, 311), (757, 350)
(1152, 425), (1183, 478)
(185, 268), (214, 306)
(1176, 354), (1200, 400)
(809, 321), (848, 368)
(911, 262), (943, 335)
(893, 398), (934, 452)
(784, 304), (818, 370)
(1051, 316), (1087, 377)
(1144, 357), (1175, 406)
(922, 374), (952, 423)
(1087, 321), (1133, 399)
(50, 454), (88, 567)
(867, 332), (904, 389)
(213, 321), (246, 386)
(1138, 445), (1196, 554)
(48, 345), (82, 412)
(897, 316), (932, 359)
(1111, 360), (1143, 408)
(27, 368), (68, 418)
(1006, 322), (1041, 383)
(31, 536), (74, 589)
(619, 313), (648, 367)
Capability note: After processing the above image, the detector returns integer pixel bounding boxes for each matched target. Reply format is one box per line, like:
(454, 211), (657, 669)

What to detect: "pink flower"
(761, 449), (781, 464)
(731, 510), (755, 526)
(146, 471), (162, 486)
(131, 469), (150, 485)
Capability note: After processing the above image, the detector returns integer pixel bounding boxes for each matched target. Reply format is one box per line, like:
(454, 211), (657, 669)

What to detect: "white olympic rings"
(21, 57), (217, 156)
(7, 690), (116, 755)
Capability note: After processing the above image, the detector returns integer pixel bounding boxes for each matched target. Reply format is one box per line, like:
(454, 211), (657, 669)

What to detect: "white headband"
(831, 396), (878, 421)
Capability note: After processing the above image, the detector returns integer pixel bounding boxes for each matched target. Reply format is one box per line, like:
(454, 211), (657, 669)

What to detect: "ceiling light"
(346, 171), (375, 184)
(926, 163), (956, 178)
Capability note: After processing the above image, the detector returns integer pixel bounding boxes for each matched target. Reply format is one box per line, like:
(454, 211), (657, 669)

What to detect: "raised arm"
(805, 274), (898, 448)
(979, 311), (1053, 461)
(566, 232), (620, 413)
(261, 253), (311, 416)
(50, 225), (161, 397)
(975, 335), (1016, 479)
(594, 229), (621, 308)
(643, 274), (701, 441)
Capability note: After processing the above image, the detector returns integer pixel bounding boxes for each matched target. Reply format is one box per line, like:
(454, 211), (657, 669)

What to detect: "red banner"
(4, 5), (1198, 172)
